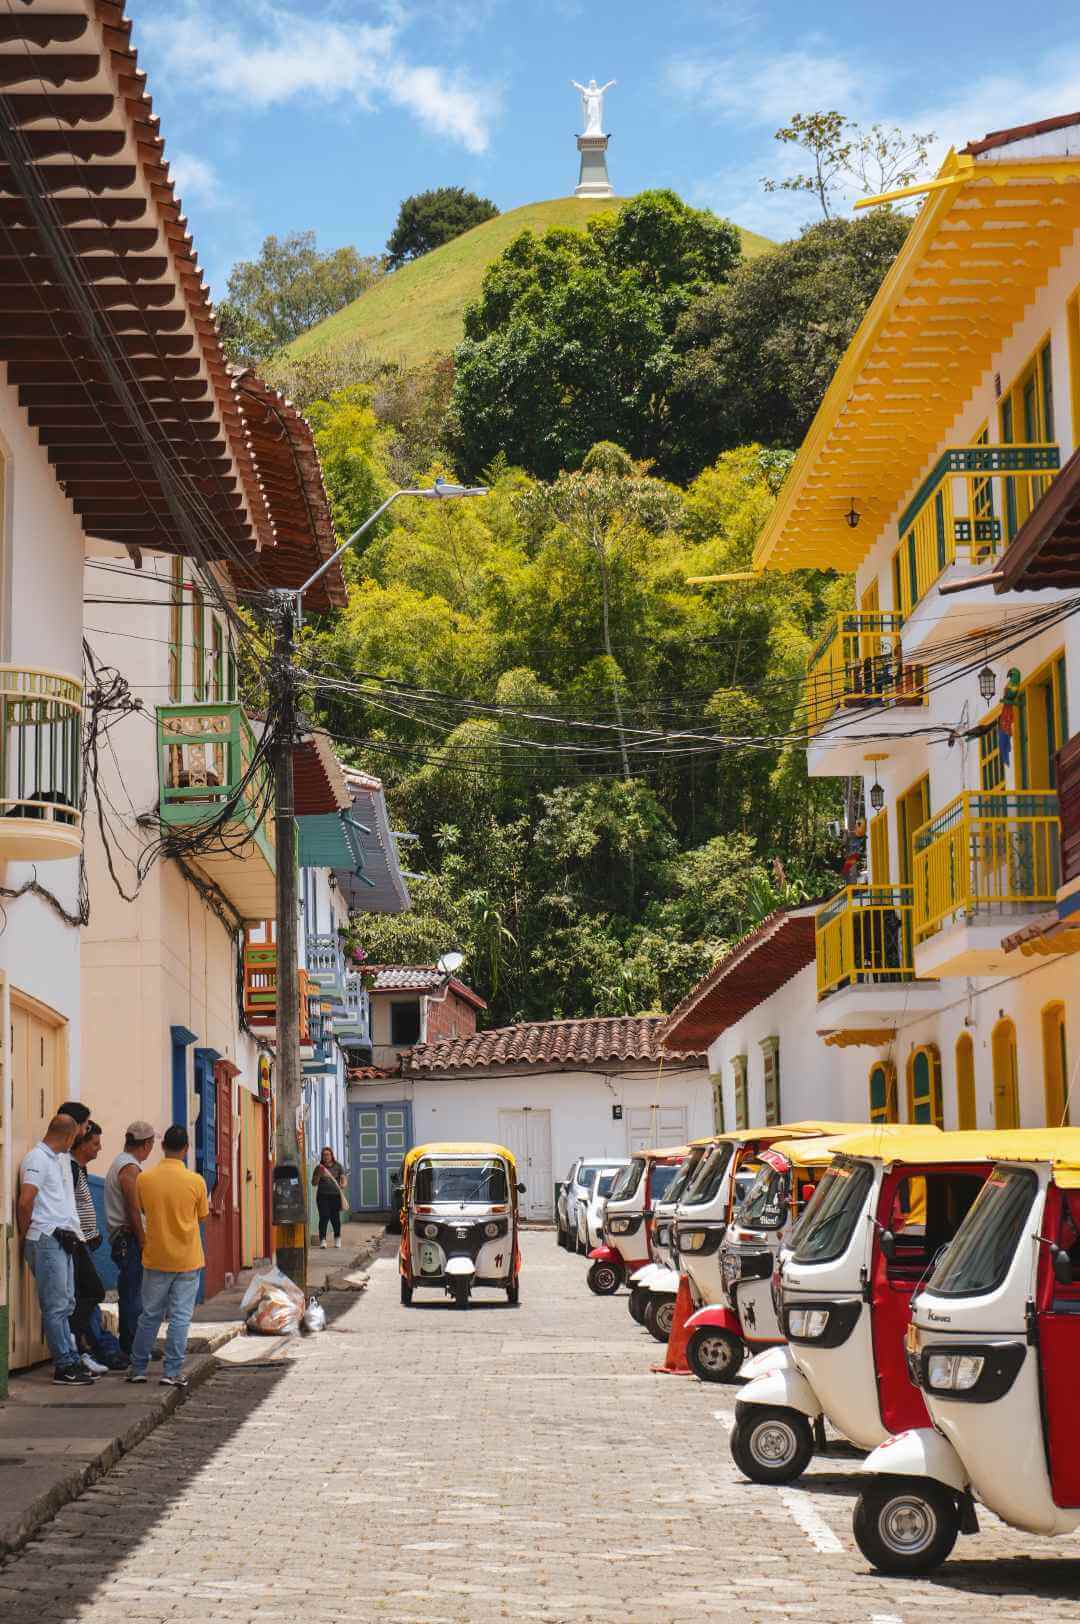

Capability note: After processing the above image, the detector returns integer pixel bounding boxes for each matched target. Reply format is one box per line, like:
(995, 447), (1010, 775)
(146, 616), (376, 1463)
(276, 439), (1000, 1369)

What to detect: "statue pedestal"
(575, 133), (613, 198)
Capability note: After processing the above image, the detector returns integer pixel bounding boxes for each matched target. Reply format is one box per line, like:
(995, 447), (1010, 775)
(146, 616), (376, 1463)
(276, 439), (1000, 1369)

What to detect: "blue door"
(348, 1101), (412, 1210)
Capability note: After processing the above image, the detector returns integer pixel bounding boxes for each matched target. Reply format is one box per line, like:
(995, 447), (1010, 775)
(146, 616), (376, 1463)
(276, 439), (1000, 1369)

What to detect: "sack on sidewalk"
(240, 1265), (305, 1336)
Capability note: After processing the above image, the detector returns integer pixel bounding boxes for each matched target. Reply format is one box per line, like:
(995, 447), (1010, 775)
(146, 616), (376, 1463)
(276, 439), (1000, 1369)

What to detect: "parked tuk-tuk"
(586, 1147), (688, 1297)
(854, 1129), (1080, 1574)
(399, 1141), (523, 1309)
(732, 1127), (990, 1485)
(678, 1123), (861, 1381)
(628, 1138), (715, 1337)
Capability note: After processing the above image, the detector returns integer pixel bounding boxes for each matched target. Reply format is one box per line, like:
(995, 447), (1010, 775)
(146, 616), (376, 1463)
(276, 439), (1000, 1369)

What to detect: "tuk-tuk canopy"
(765, 1131), (876, 1170)
(630, 1145), (691, 1162)
(402, 1142), (517, 1181)
(714, 1121), (864, 1147)
(828, 1127), (1010, 1168)
(965, 1127), (1080, 1188)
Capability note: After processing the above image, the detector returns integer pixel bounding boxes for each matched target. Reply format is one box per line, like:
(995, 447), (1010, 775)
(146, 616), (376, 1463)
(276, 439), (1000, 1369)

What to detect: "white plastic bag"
(241, 1265), (305, 1335)
(302, 1296), (326, 1333)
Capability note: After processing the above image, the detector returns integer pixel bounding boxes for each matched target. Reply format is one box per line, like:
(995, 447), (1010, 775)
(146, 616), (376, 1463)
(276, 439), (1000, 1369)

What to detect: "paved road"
(2, 1232), (1079, 1623)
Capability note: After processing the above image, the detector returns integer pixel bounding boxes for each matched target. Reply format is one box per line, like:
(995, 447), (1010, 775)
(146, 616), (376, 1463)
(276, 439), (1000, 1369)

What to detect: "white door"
(627, 1105), (687, 1153)
(497, 1108), (552, 1220)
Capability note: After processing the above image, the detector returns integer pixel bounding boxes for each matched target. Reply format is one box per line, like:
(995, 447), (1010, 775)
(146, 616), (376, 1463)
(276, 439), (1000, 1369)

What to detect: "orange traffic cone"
(650, 1275), (694, 1375)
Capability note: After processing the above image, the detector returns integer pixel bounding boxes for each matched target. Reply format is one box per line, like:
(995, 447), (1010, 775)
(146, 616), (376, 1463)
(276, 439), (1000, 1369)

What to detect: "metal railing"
(306, 931), (347, 1005)
(157, 702), (274, 868)
(913, 791), (1061, 943)
(806, 612), (925, 736)
(816, 885), (915, 999)
(333, 971), (371, 1041)
(0, 665), (82, 844)
(897, 444), (1060, 612)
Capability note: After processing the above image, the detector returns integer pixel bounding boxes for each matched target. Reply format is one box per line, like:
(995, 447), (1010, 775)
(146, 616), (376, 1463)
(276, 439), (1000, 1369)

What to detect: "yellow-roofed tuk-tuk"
(399, 1142), (524, 1309)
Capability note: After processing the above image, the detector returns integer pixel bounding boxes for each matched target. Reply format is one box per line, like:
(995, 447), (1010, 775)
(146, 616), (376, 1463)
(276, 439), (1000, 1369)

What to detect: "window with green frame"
(979, 719), (1005, 792)
(710, 1074), (725, 1134)
(869, 1060), (898, 1124)
(211, 618), (224, 701)
(192, 585), (206, 701)
(732, 1055), (748, 1131)
(1000, 338), (1054, 539)
(227, 646), (238, 702)
(907, 1045), (943, 1126)
(168, 557), (183, 702)
(1017, 653), (1068, 791)
(760, 1036), (781, 1126)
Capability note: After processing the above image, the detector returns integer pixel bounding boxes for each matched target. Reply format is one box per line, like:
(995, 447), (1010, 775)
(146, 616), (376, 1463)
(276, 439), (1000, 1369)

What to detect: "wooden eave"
(994, 443), (1080, 591)
(658, 909), (818, 1053)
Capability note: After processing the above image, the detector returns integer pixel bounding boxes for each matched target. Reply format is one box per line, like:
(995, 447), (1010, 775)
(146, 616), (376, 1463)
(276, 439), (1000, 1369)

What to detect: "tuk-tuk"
(628, 1138), (715, 1337)
(854, 1129), (1080, 1574)
(586, 1147), (688, 1297)
(732, 1127), (991, 1485)
(399, 1141), (523, 1309)
(679, 1124), (862, 1381)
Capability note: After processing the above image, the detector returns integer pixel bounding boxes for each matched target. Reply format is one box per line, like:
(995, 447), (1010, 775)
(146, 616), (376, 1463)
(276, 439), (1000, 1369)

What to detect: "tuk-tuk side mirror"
(1053, 1246), (1074, 1287)
(879, 1229), (897, 1261)
(517, 1181), (527, 1194)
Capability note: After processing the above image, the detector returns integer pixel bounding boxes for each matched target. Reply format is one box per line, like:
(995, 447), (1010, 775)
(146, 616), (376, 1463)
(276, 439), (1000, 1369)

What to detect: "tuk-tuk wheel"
(852, 1477), (960, 1575)
(643, 1293), (676, 1343)
(730, 1405), (814, 1484)
(686, 1326), (744, 1383)
(506, 1277), (520, 1306)
(587, 1259), (622, 1295)
(450, 1277), (470, 1309)
(628, 1286), (648, 1324)
(400, 1277), (412, 1306)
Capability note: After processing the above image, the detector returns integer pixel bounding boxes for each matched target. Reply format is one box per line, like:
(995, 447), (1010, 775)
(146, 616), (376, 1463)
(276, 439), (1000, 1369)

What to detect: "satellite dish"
(437, 951), (465, 975)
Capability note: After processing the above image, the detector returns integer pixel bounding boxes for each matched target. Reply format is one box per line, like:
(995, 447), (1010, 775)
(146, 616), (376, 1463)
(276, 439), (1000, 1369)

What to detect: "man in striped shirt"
(69, 1121), (129, 1373)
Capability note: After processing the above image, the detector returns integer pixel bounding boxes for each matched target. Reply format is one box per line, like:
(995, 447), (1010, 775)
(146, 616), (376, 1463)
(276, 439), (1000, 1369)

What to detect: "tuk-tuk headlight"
(484, 1222), (500, 1238)
(657, 1225), (670, 1246)
(423, 1222), (439, 1239)
(927, 1353), (985, 1392)
(681, 1230), (707, 1251)
(608, 1217), (632, 1235)
(722, 1251), (740, 1285)
(787, 1307), (830, 1340)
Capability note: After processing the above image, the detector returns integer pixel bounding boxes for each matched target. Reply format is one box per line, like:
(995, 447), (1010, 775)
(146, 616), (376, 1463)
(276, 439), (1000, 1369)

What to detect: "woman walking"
(313, 1147), (347, 1248)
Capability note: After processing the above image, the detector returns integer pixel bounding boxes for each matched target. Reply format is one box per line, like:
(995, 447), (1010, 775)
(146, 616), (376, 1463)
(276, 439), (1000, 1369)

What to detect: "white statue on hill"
(572, 78), (615, 136)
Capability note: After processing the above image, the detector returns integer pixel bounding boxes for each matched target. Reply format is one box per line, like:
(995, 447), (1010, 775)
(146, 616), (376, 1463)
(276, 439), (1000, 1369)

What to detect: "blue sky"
(134, 0), (1079, 294)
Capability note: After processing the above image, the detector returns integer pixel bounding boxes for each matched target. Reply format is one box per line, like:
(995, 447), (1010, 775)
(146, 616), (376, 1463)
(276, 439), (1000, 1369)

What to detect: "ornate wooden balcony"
(0, 666), (82, 861)
(806, 612), (925, 738)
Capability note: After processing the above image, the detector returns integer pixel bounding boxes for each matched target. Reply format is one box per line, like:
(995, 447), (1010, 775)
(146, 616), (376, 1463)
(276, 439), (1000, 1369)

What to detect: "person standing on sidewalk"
(105, 1122), (155, 1355)
(127, 1125), (208, 1391)
(70, 1121), (129, 1373)
(312, 1146), (347, 1248)
(16, 1114), (94, 1387)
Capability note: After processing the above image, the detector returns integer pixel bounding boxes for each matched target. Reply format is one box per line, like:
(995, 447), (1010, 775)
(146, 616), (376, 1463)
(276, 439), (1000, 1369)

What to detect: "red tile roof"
(963, 112), (1080, 156)
(658, 908), (819, 1053)
(402, 1015), (704, 1075)
(346, 1065), (398, 1083)
(368, 966), (487, 1010)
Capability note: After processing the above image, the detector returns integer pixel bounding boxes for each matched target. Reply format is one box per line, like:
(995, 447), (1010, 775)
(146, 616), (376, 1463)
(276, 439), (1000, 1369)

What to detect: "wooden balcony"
(913, 791), (1061, 975)
(0, 666), (82, 861)
(157, 703), (275, 921)
(242, 920), (312, 1041)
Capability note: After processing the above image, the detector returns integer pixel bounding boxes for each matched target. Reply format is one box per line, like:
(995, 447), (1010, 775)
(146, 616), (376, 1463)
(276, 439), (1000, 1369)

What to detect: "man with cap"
(105, 1121), (156, 1356)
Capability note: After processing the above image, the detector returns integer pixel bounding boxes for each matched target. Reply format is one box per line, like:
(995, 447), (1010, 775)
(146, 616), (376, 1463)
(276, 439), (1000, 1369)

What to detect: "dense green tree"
(451, 191), (742, 479)
(218, 231), (383, 362)
(386, 187), (499, 268)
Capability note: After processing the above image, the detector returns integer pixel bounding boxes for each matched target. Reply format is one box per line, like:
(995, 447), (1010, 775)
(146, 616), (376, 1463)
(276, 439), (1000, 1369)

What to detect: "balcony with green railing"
(157, 702), (276, 920)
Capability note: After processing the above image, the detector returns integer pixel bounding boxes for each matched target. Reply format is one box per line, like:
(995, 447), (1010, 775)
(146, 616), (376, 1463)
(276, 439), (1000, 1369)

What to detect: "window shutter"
(710, 1074), (725, 1134)
(760, 1036), (781, 1126)
(732, 1055), (748, 1131)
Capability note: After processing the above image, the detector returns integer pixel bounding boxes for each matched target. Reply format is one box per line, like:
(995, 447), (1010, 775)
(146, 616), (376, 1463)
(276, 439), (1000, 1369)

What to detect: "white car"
(576, 1164), (628, 1253)
(557, 1158), (613, 1250)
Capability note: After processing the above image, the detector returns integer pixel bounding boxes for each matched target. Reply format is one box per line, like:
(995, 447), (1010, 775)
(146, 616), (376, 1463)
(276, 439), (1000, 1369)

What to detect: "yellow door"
(992, 1019), (1020, 1130)
(955, 1033), (977, 1129)
(240, 1089), (268, 1267)
(9, 997), (64, 1371)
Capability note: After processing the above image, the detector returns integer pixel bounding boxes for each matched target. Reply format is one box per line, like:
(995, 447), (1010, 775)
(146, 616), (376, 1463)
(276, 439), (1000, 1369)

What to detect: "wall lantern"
(845, 499), (861, 530)
(978, 664), (996, 703)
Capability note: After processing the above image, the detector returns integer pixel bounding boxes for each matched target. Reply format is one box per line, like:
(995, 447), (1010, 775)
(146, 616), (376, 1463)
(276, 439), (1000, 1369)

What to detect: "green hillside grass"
(287, 197), (774, 371)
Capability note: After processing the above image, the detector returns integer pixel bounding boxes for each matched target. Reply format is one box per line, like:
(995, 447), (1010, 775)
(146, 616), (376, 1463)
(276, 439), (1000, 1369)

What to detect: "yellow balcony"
(813, 884), (942, 1037)
(0, 666), (82, 861)
(912, 791), (1060, 976)
(805, 615), (926, 772)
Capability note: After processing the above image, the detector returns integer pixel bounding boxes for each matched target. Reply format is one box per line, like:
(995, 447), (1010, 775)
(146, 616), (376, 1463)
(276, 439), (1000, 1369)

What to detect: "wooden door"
(9, 998), (63, 1371)
(240, 1089), (268, 1267)
(497, 1109), (551, 1220)
(348, 1102), (411, 1211)
(992, 1019), (1020, 1129)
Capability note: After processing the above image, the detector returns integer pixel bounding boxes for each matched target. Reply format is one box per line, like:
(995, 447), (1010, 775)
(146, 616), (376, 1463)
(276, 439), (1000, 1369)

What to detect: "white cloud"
(169, 150), (224, 208)
(665, 45), (867, 127)
(141, 2), (500, 155)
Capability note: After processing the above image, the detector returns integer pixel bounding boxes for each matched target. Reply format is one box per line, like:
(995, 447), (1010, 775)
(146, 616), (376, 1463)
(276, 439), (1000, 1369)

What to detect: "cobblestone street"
(2, 1232), (1079, 1624)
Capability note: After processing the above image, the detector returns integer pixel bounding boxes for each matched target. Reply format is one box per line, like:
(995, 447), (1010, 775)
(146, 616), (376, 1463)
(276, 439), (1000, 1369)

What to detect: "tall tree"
(386, 187), (499, 268)
(218, 231), (383, 362)
(762, 112), (935, 220)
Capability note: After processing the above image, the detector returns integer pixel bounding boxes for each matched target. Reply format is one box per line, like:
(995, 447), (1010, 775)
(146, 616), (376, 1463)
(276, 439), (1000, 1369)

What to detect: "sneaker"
(334, 1238), (342, 1249)
(81, 1353), (109, 1376)
(102, 1353), (131, 1372)
(125, 1369), (148, 1384)
(159, 1374), (189, 1391)
(320, 1239), (327, 1249)
(54, 1364), (95, 1386)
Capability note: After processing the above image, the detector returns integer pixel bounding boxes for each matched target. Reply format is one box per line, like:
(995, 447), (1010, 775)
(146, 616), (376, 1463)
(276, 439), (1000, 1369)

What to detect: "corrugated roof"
(402, 1015), (704, 1075)
(658, 908), (818, 1053)
(334, 770), (411, 917)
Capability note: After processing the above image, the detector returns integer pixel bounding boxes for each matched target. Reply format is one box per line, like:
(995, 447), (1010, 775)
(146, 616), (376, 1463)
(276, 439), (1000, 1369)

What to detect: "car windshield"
(660, 1153), (701, 1207)
(682, 1143), (735, 1207)
(735, 1162), (790, 1231)
(650, 1164), (679, 1202)
(577, 1168), (598, 1193)
(413, 1158), (508, 1204)
(597, 1173), (619, 1197)
(925, 1165), (1038, 1298)
(791, 1159), (874, 1264)
(608, 1159), (644, 1202)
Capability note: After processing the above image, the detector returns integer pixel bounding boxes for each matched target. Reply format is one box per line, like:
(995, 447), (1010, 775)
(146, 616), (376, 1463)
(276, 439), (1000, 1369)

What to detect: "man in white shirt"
(17, 1113), (94, 1386)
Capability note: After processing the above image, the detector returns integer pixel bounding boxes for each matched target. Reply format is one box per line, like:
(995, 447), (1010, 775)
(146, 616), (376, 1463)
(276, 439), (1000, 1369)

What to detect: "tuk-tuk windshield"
(735, 1162), (790, 1230)
(597, 1171), (619, 1197)
(608, 1159), (644, 1202)
(925, 1165), (1038, 1298)
(413, 1158), (509, 1205)
(650, 1164), (680, 1202)
(660, 1154), (701, 1208)
(682, 1143), (735, 1207)
(791, 1159), (874, 1264)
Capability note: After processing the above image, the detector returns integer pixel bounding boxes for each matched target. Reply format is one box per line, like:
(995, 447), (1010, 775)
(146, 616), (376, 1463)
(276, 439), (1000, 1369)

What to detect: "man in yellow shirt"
(126, 1125), (209, 1390)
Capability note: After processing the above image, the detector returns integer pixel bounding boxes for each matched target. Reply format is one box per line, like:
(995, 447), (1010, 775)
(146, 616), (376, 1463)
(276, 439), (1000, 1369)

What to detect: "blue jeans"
(76, 1305), (124, 1362)
(110, 1234), (143, 1354)
(25, 1234), (79, 1370)
(130, 1268), (201, 1379)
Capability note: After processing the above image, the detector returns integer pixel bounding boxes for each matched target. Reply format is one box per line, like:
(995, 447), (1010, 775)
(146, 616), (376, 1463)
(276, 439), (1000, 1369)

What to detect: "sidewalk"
(0, 1221), (384, 1558)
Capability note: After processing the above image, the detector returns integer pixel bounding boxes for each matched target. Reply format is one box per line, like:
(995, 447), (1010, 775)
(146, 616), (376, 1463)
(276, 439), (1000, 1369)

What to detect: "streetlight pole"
(270, 481), (487, 1290)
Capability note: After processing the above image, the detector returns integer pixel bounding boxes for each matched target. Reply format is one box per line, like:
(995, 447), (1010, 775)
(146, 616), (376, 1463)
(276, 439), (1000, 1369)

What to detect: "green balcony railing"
(157, 703), (275, 871)
(0, 665), (82, 861)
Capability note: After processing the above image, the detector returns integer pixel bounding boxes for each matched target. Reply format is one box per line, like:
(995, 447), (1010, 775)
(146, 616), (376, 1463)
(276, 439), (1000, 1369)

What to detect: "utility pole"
(269, 593), (306, 1290)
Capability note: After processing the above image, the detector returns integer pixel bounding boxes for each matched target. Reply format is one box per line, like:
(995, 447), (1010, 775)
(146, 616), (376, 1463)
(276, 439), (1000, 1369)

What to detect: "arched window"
(907, 1044), (943, 1126)
(991, 1019), (1020, 1129)
(1042, 1003), (1069, 1126)
(955, 1032), (976, 1129)
(869, 1059), (898, 1124)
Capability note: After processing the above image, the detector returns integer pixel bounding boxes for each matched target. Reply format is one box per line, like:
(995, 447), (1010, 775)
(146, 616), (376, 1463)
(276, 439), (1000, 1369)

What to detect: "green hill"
(286, 197), (774, 371)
